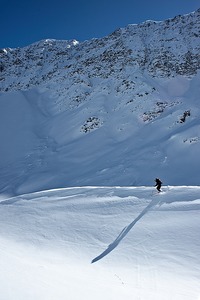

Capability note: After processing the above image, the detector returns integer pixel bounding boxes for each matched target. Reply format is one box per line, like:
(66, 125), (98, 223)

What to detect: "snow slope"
(0, 72), (200, 195)
(0, 186), (200, 300)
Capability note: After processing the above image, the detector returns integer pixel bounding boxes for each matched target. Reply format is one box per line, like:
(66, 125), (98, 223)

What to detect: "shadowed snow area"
(1, 71), (200, 196)
(0, 186), (200, 300)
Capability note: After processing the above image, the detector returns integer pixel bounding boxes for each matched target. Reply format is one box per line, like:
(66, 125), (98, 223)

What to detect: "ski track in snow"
(0, 186), (200, 300)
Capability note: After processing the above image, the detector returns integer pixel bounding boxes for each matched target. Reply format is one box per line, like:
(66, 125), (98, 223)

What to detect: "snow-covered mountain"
(0, 9), (200, 195)
(0, 10), (200, 300)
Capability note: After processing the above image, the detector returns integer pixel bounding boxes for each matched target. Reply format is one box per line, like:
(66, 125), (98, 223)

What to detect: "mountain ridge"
(1, 9), (200, 92)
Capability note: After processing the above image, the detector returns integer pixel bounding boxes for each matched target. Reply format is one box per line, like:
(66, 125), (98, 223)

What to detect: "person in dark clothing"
(155, 178), (162, 192)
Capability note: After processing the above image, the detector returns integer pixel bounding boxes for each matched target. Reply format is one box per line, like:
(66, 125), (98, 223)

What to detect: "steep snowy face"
(0, 10), (200, 194)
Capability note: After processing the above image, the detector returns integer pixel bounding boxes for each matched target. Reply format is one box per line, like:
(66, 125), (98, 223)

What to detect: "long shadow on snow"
(92, 197), (160, 263)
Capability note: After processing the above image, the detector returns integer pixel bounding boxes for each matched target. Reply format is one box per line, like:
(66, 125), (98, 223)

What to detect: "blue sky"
(1, 0), (200, 48)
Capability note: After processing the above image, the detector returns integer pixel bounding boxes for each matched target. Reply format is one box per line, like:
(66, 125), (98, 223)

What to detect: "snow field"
(0, 186), (199, 300)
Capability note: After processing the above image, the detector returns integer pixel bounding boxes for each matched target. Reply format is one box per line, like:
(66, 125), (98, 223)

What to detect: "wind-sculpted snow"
(0, 186), (199, 300)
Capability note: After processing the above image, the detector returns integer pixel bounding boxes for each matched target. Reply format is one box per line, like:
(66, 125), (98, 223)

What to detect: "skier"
(155, 178), (162, 192)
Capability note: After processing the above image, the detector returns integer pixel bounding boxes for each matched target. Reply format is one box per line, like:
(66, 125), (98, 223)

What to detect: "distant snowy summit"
(0, 8), (200, 95)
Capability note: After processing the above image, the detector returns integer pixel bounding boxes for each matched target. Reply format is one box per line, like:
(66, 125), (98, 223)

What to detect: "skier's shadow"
(91, 197), (160, 263)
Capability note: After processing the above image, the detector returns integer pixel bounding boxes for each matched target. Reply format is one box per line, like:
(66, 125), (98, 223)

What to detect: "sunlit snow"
(0, 186), (199, 299)
(0, 9), (200, 300)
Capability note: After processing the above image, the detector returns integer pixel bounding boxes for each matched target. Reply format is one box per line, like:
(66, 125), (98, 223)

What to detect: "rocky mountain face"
(1, 9), (200, 91)
(0, 9), (200, 194)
